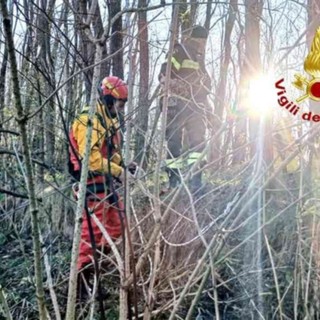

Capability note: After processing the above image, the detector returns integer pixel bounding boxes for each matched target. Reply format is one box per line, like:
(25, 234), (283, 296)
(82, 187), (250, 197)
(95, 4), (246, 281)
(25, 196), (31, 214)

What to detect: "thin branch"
(0, 286), (12, 320)
(0, 187), (41, 200)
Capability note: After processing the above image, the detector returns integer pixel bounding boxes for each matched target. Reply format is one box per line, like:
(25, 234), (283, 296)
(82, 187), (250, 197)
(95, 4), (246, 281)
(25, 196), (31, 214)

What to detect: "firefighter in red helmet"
(69, 76), (129, 299)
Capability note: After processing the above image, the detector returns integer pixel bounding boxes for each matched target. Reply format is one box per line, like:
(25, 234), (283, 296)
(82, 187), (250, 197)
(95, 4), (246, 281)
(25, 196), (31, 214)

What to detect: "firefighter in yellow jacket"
(69, 76), (128, 297)
(159, 25), (212, 193)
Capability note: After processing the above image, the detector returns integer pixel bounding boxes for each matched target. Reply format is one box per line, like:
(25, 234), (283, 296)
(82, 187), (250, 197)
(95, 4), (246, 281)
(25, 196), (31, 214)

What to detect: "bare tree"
(212, 0), (237, 162)
(233, 0), (263, 163)
(134, 0), (150, 167)
(109, 0), (124, 78)
(0, 1), (47, 318)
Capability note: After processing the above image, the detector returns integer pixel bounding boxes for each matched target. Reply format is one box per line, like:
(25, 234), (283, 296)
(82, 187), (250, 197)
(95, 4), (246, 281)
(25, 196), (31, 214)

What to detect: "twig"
(0, 285), (13, 320)
(41, 234), (62, 320)
(91, 213), (123, 271)
(0, 187), (34, 200)
(264, 232), (283, 320)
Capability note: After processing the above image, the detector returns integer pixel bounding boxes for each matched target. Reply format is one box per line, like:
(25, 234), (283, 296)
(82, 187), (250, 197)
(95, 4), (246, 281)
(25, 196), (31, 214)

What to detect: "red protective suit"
(76, 176), (124, 270)
(69, 103), (125, 270)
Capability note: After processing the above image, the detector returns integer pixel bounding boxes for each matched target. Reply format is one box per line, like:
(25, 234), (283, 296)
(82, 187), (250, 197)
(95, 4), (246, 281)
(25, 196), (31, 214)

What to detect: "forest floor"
(0, 168), (304, 319)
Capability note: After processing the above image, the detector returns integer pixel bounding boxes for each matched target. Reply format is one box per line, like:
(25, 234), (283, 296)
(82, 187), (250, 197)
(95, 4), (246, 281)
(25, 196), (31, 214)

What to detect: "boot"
(78, 266), (110, 302)
(77, 267), (93, 302)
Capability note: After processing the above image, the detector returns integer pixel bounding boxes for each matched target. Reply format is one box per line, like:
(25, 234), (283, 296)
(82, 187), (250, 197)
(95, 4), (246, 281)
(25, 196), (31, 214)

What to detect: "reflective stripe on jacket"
(159, 43), (211, 102)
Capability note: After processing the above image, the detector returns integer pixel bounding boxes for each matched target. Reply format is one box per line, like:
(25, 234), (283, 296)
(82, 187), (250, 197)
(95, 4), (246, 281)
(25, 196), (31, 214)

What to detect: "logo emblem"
(293, 27), (320, 102)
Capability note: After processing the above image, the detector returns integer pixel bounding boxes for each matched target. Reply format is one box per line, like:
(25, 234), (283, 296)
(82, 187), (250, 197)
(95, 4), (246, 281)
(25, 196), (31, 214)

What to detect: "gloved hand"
(117, 169), (125, 184)
(127, 162), (138, 177)
(116, 163), (138, 184)
(127, 162), (145, 179)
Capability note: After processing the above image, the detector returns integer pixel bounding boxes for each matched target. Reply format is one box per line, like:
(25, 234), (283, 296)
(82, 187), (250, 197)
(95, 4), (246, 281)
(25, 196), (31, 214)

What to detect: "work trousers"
(75, 175), (124, 270)
(166, 98), (207, 162)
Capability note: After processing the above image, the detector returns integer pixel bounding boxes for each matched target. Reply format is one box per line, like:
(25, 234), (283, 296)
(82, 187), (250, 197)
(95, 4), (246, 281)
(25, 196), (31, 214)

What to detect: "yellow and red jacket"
(69, 103), (123, 178)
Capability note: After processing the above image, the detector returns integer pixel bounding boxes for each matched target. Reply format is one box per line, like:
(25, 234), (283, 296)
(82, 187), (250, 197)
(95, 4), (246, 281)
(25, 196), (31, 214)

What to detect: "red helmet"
(99, 76), (128, 101)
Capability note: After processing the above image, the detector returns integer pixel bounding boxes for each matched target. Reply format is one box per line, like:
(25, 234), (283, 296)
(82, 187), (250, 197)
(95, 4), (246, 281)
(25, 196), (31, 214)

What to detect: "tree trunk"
(74, 0), (95, 103)
(214, 0), (237, 124)
(134, 0), (150, 167)
(233, 0), (263, 163)
(212, 0), (237, 162)
(65, 43), (103, 320)
(204, 0), (213, 30)
(0, 45), (7, 128)
(0, 1), (47, 318)
(143, 4), (179, 319)
(109, 0), (124, 79)
(36, 0), (56, 167)
(245, 0), (263, 158)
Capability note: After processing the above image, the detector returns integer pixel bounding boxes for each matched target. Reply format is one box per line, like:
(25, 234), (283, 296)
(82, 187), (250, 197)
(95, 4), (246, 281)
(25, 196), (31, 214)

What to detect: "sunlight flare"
(247, 74), (276, 117)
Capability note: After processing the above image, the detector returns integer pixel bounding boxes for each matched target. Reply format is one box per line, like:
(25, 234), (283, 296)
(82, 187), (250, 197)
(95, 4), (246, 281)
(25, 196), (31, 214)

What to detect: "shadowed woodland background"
(1, 0), (320, 319)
